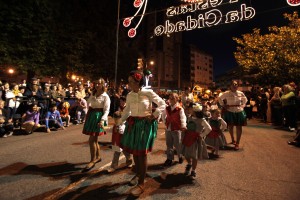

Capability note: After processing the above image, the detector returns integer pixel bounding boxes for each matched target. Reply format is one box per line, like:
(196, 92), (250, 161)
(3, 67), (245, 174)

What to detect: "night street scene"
(0, 0), (299, 199)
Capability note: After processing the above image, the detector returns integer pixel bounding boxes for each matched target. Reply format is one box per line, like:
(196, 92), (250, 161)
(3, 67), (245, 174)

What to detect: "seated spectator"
(24, 81), (45, 117)
(57, 84), (66, 99)
(58, 101), (71, 127)
(77, 83), (86, 99)
(7, 84), (23, 120)
(2, 82), (11, 103)
(0, 100), (14, 138)
(45, 104), (65, 133)
(65, 84), (75, 98)
(70, 92), (88, 124)
(22, 103), (41, 134)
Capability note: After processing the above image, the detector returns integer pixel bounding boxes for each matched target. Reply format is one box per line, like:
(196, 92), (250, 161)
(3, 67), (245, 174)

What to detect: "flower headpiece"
(132, 72), (143, 82)
(193, 103), (202, 112)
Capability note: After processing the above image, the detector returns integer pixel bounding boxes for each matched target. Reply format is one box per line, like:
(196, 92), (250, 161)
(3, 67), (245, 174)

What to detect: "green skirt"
(120, 117), (158, 156)
(223, 110), (247, 126)
(82, 109), (106, 136)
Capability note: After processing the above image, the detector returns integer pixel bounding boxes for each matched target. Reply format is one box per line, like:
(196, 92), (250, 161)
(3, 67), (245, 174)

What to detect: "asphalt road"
(0, 119), (299, 200)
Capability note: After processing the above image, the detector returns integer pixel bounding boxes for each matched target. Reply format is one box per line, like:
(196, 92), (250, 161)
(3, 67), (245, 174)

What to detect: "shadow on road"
(0, 161), (86, 182)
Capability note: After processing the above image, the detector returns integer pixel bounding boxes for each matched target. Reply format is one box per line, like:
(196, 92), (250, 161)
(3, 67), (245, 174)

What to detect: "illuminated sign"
(286, 0), (300, 6)
(123, 0), (257, 38)
(154, 0), (256, 36)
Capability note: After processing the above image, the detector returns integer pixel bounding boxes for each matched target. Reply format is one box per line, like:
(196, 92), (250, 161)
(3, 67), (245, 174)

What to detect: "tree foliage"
(233, 12), (300, 85)
(0, 0), (138, 83)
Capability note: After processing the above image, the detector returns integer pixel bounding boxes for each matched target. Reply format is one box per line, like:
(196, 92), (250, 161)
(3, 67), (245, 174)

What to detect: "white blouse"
(121, 89), (166, 123)
(87, 92), (111, 121)
(218, 90), (247, 113)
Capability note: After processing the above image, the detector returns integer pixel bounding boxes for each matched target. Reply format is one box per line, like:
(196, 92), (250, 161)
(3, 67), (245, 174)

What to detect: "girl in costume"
(205, 109), (227, 157)
(182, 103), (212, 179)
(119, 70), (166, 196)
(107, 111), (133, 173)
(82, 78), (111, 172)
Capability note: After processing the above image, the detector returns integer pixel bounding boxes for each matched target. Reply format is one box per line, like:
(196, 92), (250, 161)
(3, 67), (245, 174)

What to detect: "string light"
(286, 0), (300, 6)
(181, 0), (201, 3)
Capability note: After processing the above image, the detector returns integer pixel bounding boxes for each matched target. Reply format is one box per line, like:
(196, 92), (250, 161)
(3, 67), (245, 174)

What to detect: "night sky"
(180, 0), (299, 77)
(121, 0), (298, 77)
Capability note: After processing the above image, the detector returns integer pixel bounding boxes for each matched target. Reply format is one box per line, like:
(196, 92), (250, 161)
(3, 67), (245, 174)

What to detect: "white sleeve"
(219, 117), (227, 131)
(161, 109), (167, 124)
(149, 90), (166, 118)
(120, 96), (131, 124)
(101, 94), (111, 121)
(200, 119), (212, 137)
(180, 108), (187, 129)
(241, 92), (248, 108)
(218, 93), (226, 106)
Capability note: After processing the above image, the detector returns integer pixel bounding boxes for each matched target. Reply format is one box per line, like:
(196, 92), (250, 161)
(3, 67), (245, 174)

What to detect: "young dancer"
(82, 78), (110, 172)
(205, 109), (227, 157)
(182, 103), (212, 179)
(107, 111), (133, 173)
(162, 93), (187, 166)
(119, 70), (166, 196)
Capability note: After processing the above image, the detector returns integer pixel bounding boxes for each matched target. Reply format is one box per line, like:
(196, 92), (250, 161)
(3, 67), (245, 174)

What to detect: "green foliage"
(0, 0), (138, 83)
(233, 12), (300, 85)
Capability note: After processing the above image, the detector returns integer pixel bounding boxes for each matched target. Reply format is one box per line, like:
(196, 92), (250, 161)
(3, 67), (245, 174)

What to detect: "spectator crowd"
(0, 77), (299, 143)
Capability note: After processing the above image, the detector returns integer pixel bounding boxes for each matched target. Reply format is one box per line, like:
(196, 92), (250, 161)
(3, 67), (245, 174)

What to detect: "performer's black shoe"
(163, 159), (172, 166)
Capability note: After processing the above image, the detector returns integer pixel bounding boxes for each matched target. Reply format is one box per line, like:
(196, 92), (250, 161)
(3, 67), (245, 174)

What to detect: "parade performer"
(119, 70), (166, 196)
(162, 93), (187, 166)
(82, 78), (110, 172)
(205, 109), (227, 157)
(182, 103), (211, 179)
(107, 111), (133, 173)
(218, 80), (247, 150)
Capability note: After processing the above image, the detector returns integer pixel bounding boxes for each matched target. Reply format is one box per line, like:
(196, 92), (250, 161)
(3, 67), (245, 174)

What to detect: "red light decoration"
(123, 0), (148, 38)
(134, 0), (143, 8)
(123, 18), (131, 27)
(128, 28), (136, 38)
(181, 0), (201, 3)
(287, 0), (300, 6)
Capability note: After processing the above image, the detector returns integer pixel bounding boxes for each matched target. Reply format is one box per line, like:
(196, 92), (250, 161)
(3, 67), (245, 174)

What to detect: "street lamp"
(71, 75), (76, 81)
(8, 68), (14, 74)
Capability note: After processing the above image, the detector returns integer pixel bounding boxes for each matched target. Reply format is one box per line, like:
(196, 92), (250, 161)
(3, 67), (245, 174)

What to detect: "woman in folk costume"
(205, 109), (227, 157)
(82, 78), (111, 172)
(119, 70), (166, 196)
(162, 93), (187, 166)
(182, 103), (212, 179)
(218, 80), (247, 150)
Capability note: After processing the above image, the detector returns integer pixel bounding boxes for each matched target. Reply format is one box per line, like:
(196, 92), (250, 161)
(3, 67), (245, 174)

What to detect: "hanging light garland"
(286, 0), (300, 6)
(123, 0), (148, 38)
(180, 0), (201, 3)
